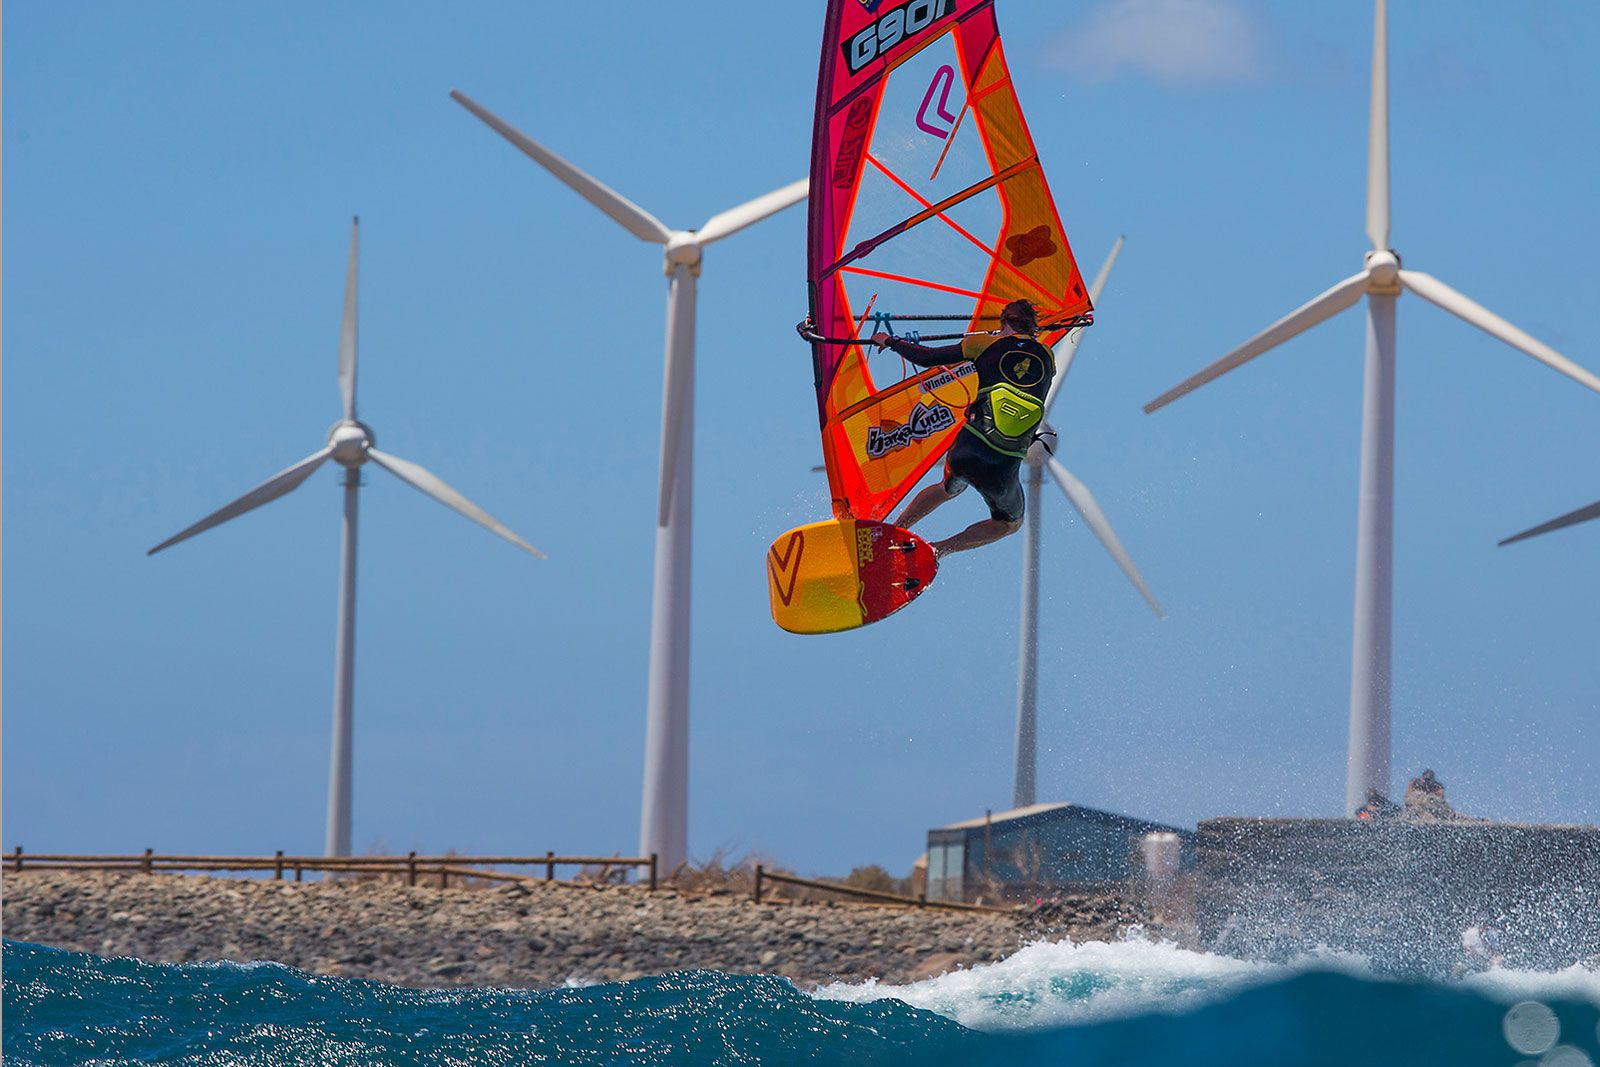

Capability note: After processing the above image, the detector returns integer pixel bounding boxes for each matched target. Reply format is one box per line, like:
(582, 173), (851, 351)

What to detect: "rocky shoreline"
(2, 871), (1154, 990)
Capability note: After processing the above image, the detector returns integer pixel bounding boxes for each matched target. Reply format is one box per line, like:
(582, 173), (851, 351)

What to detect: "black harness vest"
(963, 335), (1055, 457)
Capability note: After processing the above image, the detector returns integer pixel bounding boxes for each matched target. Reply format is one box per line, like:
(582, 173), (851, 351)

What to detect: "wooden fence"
(7, 851), (1023, 912)
(752, 865), (1013, 913)
(5, 848), (657, 890)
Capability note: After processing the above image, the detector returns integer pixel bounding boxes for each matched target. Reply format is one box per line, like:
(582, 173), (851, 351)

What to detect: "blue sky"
(6, 1), (1598, 876)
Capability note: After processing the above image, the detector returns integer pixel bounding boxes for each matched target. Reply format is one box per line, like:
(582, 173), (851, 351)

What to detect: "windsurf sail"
(804, 0), (1092, 522)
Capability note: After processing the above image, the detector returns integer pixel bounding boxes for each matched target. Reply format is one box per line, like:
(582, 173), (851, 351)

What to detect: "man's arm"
(871, 332), (968, 368)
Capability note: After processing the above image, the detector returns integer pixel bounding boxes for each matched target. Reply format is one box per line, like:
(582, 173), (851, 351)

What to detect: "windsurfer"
(872, 299), (1054, 557)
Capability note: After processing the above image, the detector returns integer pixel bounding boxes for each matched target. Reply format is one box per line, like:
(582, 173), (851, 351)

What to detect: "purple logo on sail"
(916, 65), (957, 139)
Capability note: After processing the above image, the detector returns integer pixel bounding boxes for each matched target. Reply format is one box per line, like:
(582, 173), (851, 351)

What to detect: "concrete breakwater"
(1195, 817), (1600, 970)
(2, 871), (1150, 989)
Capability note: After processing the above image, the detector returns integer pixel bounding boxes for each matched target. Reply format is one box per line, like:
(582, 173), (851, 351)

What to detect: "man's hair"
(1000, 299), (1039, 335)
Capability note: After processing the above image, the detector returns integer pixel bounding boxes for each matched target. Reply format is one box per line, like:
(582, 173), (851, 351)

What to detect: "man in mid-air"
(872, 298), (1055, 558)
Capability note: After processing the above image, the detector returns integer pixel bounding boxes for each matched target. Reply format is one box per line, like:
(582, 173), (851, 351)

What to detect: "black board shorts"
(942, 429), (1025, 523)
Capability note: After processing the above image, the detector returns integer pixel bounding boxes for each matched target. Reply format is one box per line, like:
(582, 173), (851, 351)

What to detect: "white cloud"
(1051, 0), (1271, 86)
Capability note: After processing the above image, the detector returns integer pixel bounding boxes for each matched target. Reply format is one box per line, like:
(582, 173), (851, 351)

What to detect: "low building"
(925, 802), (1195, 903)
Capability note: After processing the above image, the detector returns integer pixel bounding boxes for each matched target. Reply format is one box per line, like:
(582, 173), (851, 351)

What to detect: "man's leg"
(933, 517), (1021, 557)
(893, 482), (957, 529)
(933, 448), (1024, 556)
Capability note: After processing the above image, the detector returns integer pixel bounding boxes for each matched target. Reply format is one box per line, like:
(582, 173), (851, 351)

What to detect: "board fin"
(767, 518), (938, 634)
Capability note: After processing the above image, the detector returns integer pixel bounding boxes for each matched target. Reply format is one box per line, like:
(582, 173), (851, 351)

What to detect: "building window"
(928, 841), (965, 901)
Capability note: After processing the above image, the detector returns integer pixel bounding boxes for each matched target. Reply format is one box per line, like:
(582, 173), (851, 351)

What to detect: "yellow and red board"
(767, 519), (938, 634)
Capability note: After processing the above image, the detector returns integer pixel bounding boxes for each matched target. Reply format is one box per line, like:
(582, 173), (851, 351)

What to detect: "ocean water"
(5, 937), (1599, 1066)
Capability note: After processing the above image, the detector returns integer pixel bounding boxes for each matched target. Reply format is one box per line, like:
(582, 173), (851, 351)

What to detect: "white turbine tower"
(1012, 236), (1165, 809)
(450, 90), (806, 873)
(1144, 0), (1600, 815)
(149, 218), (545, 857)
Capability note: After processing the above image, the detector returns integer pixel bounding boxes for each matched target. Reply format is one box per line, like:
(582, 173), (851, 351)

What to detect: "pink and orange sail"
(769, 0), (1091, 634)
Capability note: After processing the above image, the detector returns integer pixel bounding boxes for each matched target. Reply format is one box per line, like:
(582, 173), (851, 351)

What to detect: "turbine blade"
(148, 448), (332, 555)
(1045, 235), (1124, 414)
(1086, 235), (1124, 306)
(366, 447), (546, 558)
(696, 178), (809, 245)
(1499, 499), (1600, 547)
(1144, 271), (1369, 413)
(450, 90), (671, 246)
(1366, 0), (1390, 251)
(1045, 457), (1165, 618)
(1398, 270), (1600, 395)
(339, 217), (359, 421)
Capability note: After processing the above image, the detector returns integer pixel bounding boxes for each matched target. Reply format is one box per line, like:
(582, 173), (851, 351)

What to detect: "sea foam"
(815, 932), (1600, 1033)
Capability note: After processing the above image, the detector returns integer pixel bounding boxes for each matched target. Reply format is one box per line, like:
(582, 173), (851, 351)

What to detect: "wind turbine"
(450, 90), (806, 873)
(1012, 236), (1164, 809)
(1143, 0), (1600, 815)
(149, 218), (544, 857)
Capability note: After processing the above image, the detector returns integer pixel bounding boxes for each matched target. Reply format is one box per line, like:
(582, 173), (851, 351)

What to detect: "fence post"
(407, 851), (418, 887)
(12, 846), (21, 872)
(753, 865), (764, 903)
(142, 848), (153, 874)
(545, 850), (555, 882)
(274, 850), (284, 881)
(294, 864), (303, 883)
(649, 853), (658, 892)
(440, 867), (449, 889)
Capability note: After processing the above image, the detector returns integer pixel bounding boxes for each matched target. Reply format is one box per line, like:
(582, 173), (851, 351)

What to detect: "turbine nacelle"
(327, 420), (375, 467)
(1025, 429), (1057, 468)
(1364, 249), (1401, 291)
(664, 231), (703, 275)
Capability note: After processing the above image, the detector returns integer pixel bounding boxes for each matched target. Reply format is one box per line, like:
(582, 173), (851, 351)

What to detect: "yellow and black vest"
(961, 334), (1055, 458)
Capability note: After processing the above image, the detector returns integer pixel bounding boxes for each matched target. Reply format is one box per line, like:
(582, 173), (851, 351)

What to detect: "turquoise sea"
(6, 937), (1599, 1065)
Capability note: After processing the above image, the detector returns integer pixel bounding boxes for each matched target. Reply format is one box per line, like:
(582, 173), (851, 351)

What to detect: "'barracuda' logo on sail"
(865, 401), (955, 458)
